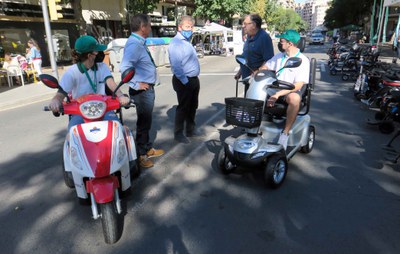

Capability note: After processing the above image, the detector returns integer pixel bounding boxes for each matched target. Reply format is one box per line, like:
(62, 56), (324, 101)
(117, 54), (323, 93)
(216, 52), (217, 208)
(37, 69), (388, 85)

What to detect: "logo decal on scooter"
(90, 126), (101, 133)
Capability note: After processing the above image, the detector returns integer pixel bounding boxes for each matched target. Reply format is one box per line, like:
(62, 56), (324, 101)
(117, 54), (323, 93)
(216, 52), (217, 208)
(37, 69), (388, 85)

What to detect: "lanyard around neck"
(130, 33), (156, 67)
(81, 62), (97, 93)
(277, 50), (300, 77)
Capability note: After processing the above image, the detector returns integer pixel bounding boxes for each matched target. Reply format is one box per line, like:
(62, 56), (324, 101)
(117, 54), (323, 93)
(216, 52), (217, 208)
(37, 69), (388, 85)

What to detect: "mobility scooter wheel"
(374, 112), (385, 121)
(379, 121), (395, 134)
(300, 126), (315, 154)
(264, 154), (288, 189)
(217, 147), (236, 175)
(62, 160), (75, 189)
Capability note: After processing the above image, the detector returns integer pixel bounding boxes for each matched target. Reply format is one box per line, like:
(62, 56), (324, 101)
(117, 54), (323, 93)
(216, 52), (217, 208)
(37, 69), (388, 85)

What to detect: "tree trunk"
(70, 0), (86, 35)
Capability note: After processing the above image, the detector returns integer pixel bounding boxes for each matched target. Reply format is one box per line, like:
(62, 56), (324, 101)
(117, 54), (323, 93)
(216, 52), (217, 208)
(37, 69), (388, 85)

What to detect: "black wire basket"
(225, 97), (264, 128)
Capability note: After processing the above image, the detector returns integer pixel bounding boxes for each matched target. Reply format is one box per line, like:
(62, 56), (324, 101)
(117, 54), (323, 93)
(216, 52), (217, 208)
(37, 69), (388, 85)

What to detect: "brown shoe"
(146, 148), (165, 158)
(139, 155), (154, 168)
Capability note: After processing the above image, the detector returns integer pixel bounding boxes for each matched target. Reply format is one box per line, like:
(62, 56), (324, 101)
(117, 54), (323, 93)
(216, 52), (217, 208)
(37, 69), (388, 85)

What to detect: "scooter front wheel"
(264, 154), (288, 189)
(100, 202), (120, 244)
(300, 126), (315, 154)
(217, 147), (236, 175)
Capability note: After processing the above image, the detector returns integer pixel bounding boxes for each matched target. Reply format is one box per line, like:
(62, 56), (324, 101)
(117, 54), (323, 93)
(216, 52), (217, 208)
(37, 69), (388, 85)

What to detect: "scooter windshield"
(254, 70), (276, 82)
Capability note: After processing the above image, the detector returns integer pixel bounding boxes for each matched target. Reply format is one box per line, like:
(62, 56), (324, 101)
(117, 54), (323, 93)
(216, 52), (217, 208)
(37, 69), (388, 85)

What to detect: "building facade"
(0, 0), (196, 66)
(296, 0), (329, 32)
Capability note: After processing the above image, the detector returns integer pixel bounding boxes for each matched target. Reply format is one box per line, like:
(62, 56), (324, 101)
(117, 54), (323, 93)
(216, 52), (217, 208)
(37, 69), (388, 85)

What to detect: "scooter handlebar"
(43, 106), (62, 117)
(272, 80), (296, 90)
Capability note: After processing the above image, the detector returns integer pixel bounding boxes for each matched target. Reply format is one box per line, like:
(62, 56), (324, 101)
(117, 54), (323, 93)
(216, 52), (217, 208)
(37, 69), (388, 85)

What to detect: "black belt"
(129, 84), (154, 96)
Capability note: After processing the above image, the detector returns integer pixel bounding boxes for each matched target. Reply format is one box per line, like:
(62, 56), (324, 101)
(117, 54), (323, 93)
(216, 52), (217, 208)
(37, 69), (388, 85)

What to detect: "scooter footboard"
(86, 176), (120, 203)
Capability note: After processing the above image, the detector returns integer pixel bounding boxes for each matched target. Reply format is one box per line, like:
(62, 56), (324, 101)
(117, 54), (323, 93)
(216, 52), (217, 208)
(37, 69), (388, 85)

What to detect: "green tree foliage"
(325, 0), (374, 29)
(195, 0), (306, 32)
(193, 0), (249, 24)
(272, 7), (307, 33)
(126, 0), (159, 15)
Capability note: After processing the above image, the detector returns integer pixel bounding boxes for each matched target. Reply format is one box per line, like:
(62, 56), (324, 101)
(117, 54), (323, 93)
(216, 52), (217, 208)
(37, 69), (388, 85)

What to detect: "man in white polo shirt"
(261, 29), (310, 149)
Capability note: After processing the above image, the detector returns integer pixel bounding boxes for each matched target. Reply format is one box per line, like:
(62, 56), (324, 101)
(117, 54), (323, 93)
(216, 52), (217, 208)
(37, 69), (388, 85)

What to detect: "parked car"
(309, 33), (324, 45)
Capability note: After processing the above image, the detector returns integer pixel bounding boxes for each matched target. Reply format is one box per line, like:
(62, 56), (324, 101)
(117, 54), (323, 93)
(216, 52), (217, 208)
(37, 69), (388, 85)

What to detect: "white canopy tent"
(199, 22), (234, 53)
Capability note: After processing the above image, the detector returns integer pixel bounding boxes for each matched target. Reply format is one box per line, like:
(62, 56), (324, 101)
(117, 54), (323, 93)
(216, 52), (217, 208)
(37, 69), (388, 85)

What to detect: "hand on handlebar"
(234, 71), (241, 80)
(267, 95), (279, 107)
(118, 94), (130, 106)
(49, 97), (62, 113)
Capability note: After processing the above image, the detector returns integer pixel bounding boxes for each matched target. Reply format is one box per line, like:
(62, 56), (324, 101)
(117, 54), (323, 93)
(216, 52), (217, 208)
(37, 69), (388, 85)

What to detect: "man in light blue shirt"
(168, 15), (200, 143)
(120, 14), (164, 168)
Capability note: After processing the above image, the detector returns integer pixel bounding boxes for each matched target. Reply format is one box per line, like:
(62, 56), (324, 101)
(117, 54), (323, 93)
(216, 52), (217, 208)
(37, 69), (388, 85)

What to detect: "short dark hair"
(248, 14), (262, 29)
(130, 14), (151, 32)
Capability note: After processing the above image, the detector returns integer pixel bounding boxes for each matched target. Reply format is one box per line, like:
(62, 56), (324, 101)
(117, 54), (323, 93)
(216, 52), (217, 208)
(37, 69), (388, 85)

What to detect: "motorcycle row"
(327, 41), (400, 163)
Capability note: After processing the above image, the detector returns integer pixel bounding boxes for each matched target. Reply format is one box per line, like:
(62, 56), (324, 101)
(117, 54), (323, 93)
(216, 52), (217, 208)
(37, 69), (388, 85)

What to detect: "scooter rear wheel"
(217, 147), (236, 175)
(100, 202), (120, 244)
(300, 126), (315, 154)
(264, 154), (288, 189)
(129, 160), (141, 179)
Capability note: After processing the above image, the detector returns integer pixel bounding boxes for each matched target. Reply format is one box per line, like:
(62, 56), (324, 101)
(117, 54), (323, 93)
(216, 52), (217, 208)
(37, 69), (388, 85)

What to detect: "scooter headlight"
(117, 139), (127, 163)
(252, 151), (266, 159)
(79, 100), (106, 119)
(70, 147), (82, 170)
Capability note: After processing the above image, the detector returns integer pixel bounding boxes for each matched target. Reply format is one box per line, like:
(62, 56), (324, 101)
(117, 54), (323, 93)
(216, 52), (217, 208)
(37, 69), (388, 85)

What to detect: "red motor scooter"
(40, 68), (139, 244)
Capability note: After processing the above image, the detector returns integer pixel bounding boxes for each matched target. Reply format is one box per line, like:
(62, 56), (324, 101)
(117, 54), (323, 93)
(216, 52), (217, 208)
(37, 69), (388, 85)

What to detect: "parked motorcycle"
(40, 67), (138, 244)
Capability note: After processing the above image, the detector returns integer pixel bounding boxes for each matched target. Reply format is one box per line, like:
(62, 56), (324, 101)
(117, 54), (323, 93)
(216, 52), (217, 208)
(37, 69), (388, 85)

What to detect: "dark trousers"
(172, 75), (200, 134)
(129, 87), (155, 155)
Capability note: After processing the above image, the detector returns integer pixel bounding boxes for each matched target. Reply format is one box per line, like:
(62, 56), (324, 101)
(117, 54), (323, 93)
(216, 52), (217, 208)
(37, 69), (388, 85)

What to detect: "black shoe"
(174, 133), (190, 143)
(186, 129), (201, 137)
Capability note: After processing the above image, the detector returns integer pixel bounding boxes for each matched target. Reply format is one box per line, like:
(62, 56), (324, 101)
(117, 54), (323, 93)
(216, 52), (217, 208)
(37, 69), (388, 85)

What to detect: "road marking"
(160, 73), (236, 77)
(130, 106), (227, 213)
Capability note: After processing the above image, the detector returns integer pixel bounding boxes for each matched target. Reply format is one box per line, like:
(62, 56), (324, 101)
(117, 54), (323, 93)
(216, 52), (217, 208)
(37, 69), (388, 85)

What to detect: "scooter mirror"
(235, 55), (247, 66)
(284, 57), (302, 68)
(39, 74), (59, 89)
(121, 67), (135, 84)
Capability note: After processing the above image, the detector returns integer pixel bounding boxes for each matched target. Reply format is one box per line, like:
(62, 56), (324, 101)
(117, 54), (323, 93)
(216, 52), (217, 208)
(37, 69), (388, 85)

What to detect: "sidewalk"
(0, 43), (398, 112)
(0, 66), (70, 111)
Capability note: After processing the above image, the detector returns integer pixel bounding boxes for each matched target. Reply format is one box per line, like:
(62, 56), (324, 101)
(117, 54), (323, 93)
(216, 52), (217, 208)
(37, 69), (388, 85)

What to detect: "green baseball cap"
(277, 29), (300, 44)
(74, 35), (107, 54)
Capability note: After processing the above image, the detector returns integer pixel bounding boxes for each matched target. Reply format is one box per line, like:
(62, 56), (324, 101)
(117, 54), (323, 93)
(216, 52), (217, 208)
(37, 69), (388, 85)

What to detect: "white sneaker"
(278, 132), (289, 150)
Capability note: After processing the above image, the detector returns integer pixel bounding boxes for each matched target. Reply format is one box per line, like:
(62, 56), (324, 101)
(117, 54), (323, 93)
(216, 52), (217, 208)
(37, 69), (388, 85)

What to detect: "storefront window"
(0, 29), (30, 58)
(51, 30), (72, 62)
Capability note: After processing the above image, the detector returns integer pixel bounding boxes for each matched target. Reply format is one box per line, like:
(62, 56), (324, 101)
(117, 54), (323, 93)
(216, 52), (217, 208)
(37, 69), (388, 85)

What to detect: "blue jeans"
(68, 111), (119, 130)
(129, 87), (155, 155)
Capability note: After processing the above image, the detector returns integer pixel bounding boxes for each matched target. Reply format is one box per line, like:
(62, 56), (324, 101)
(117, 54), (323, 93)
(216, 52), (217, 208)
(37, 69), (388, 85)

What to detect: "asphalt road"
(1, 43), (400, 253)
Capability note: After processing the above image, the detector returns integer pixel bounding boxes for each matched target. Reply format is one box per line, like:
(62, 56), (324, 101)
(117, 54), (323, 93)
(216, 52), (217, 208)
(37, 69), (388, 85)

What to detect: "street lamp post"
(40, 0), (59, 79)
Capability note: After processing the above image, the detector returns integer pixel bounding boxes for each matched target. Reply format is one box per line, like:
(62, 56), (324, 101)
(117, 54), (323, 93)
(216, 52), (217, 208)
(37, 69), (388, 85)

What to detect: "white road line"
(130, 106), (227, 213)
(159, 73), (236, 77)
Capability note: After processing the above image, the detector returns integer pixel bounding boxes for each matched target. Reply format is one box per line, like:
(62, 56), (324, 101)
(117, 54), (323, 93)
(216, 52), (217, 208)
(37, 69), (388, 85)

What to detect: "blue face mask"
(180, 30), (193, 40)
